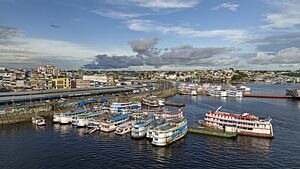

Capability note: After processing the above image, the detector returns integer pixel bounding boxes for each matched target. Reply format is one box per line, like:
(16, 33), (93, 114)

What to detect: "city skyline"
(1, 0), (300, 70)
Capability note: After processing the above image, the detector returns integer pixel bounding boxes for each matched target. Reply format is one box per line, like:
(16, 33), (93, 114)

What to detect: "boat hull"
(53, 115), (60, 123)
(238, 131), (274, 138)
(188, 126), (237, 138)
(60, 116), (73, 124)
(152, 130), (187, 146)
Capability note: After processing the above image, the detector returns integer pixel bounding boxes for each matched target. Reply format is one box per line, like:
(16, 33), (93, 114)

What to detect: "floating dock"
(188, 126), (237, 138)
(165, 102), (185, 107)
(243, 94), (292, 99)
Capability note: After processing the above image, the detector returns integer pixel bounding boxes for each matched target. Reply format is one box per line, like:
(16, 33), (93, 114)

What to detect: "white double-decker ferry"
(110, 102), (141, 114)
(115, 120), (136, 135)
(202, 106), (274, 138)
(131, 113), (155, 138)
(142, 95), (165, 107)
(100, 114), (130, 132)
(72, 110), (104, 127)
(152, 117), (187, 146)
(59, 109), (88, 124)
(146, 118), (166, 139)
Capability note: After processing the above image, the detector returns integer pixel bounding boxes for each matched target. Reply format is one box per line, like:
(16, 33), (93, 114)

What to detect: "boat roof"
(77, 111), (103, 118)
(109, 114), (128, 121)
(156, 119), (185, 131)
(64, 108), (87, 115)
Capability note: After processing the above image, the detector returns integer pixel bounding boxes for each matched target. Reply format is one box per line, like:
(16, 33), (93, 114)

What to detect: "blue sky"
(0, 0), (300, 70)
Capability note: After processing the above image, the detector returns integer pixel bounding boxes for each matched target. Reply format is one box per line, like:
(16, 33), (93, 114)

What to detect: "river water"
(1, 84), (300, 169)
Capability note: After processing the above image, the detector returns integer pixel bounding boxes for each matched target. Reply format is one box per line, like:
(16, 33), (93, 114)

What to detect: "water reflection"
(76, 127), (87, 137)
(220, 97), (227, 102)
(190, 95), (197, 101)
(0, 121), (31, 136)
(33, 125), (46, 133)
(53, 123), (61, 132)
(152, 138), (186, 165)
(131, 138), (152, 152)
(236, 136), (272, 153)
(57, 124), (72, 136)
(202, 135), (272, 155)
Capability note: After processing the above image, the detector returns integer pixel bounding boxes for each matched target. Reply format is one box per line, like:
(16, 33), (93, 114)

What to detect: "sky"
(0, 0), (300, 70)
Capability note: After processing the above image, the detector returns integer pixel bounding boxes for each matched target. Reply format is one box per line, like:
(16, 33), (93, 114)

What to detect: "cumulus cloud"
(211, 3), (240, 11)
(83, 37), (238, 69)
(128, 37), (160, 57)
(248, 31), (300, 52)
(83, 54), (144, 69)
(106, 0), (200, 10)
(261, 0), (300, 30)
(126, 19), (250, 42)
(249, 47), (300, 65)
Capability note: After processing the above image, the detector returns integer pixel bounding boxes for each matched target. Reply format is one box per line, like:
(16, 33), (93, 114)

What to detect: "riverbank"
(0, 82), (177, 125)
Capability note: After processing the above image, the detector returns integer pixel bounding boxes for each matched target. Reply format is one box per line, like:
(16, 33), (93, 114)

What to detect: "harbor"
(0, 83), (300, 168)
(2, 0), (300, 167)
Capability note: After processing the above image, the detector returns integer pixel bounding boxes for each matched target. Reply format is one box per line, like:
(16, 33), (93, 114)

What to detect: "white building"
(83, 75), (108, 83)
(37, 65), (60, 76)
(2, 73), (15, 87)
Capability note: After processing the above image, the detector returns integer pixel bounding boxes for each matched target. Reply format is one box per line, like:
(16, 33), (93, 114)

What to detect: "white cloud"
(249, 47), (300, 65)
(107, 0), (200, 9)
(92, 10), (146, 19)
(0, 37), (99, 60)
(126, 19), (251, 42)
(262, 0), (300, 30)
(0, 34), (103, 68)
(211, 3), (240, 11)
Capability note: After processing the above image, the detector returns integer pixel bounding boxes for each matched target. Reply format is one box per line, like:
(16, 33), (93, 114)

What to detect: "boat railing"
(205, 115), (271, 124)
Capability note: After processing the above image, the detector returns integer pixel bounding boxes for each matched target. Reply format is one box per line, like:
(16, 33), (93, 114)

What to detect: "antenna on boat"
(215, 106), (222, 112)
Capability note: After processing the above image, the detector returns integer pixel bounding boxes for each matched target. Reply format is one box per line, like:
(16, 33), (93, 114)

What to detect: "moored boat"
(131, 113), (155, 138)
(72, 110), (104, 127)
(115, 120), (136, 135)
(100, 114), (130, 132)
(240, 86), (251, 92)
(142, 95), (165, 107)
(178, 84), (198, 95)
(201, 106), (274, 138)
(110, 102), (141, 114)
(53, 112), (62, 123)
(59, 109), (88, 124)
(146, 118), (166, 139)
(87, 112), (112, 128)
(32, 116), (46, 126)
(152, 117), (187, 146)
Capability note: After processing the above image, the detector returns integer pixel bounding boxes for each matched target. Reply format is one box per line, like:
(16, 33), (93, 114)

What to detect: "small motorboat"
(32, 116), (46, 126)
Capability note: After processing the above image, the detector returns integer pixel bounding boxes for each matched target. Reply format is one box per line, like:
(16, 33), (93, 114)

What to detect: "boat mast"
(215, 106), (222, 112)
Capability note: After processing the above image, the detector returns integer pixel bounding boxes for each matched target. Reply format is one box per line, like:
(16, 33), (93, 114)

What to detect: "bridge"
(0, 85), (143, 105)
